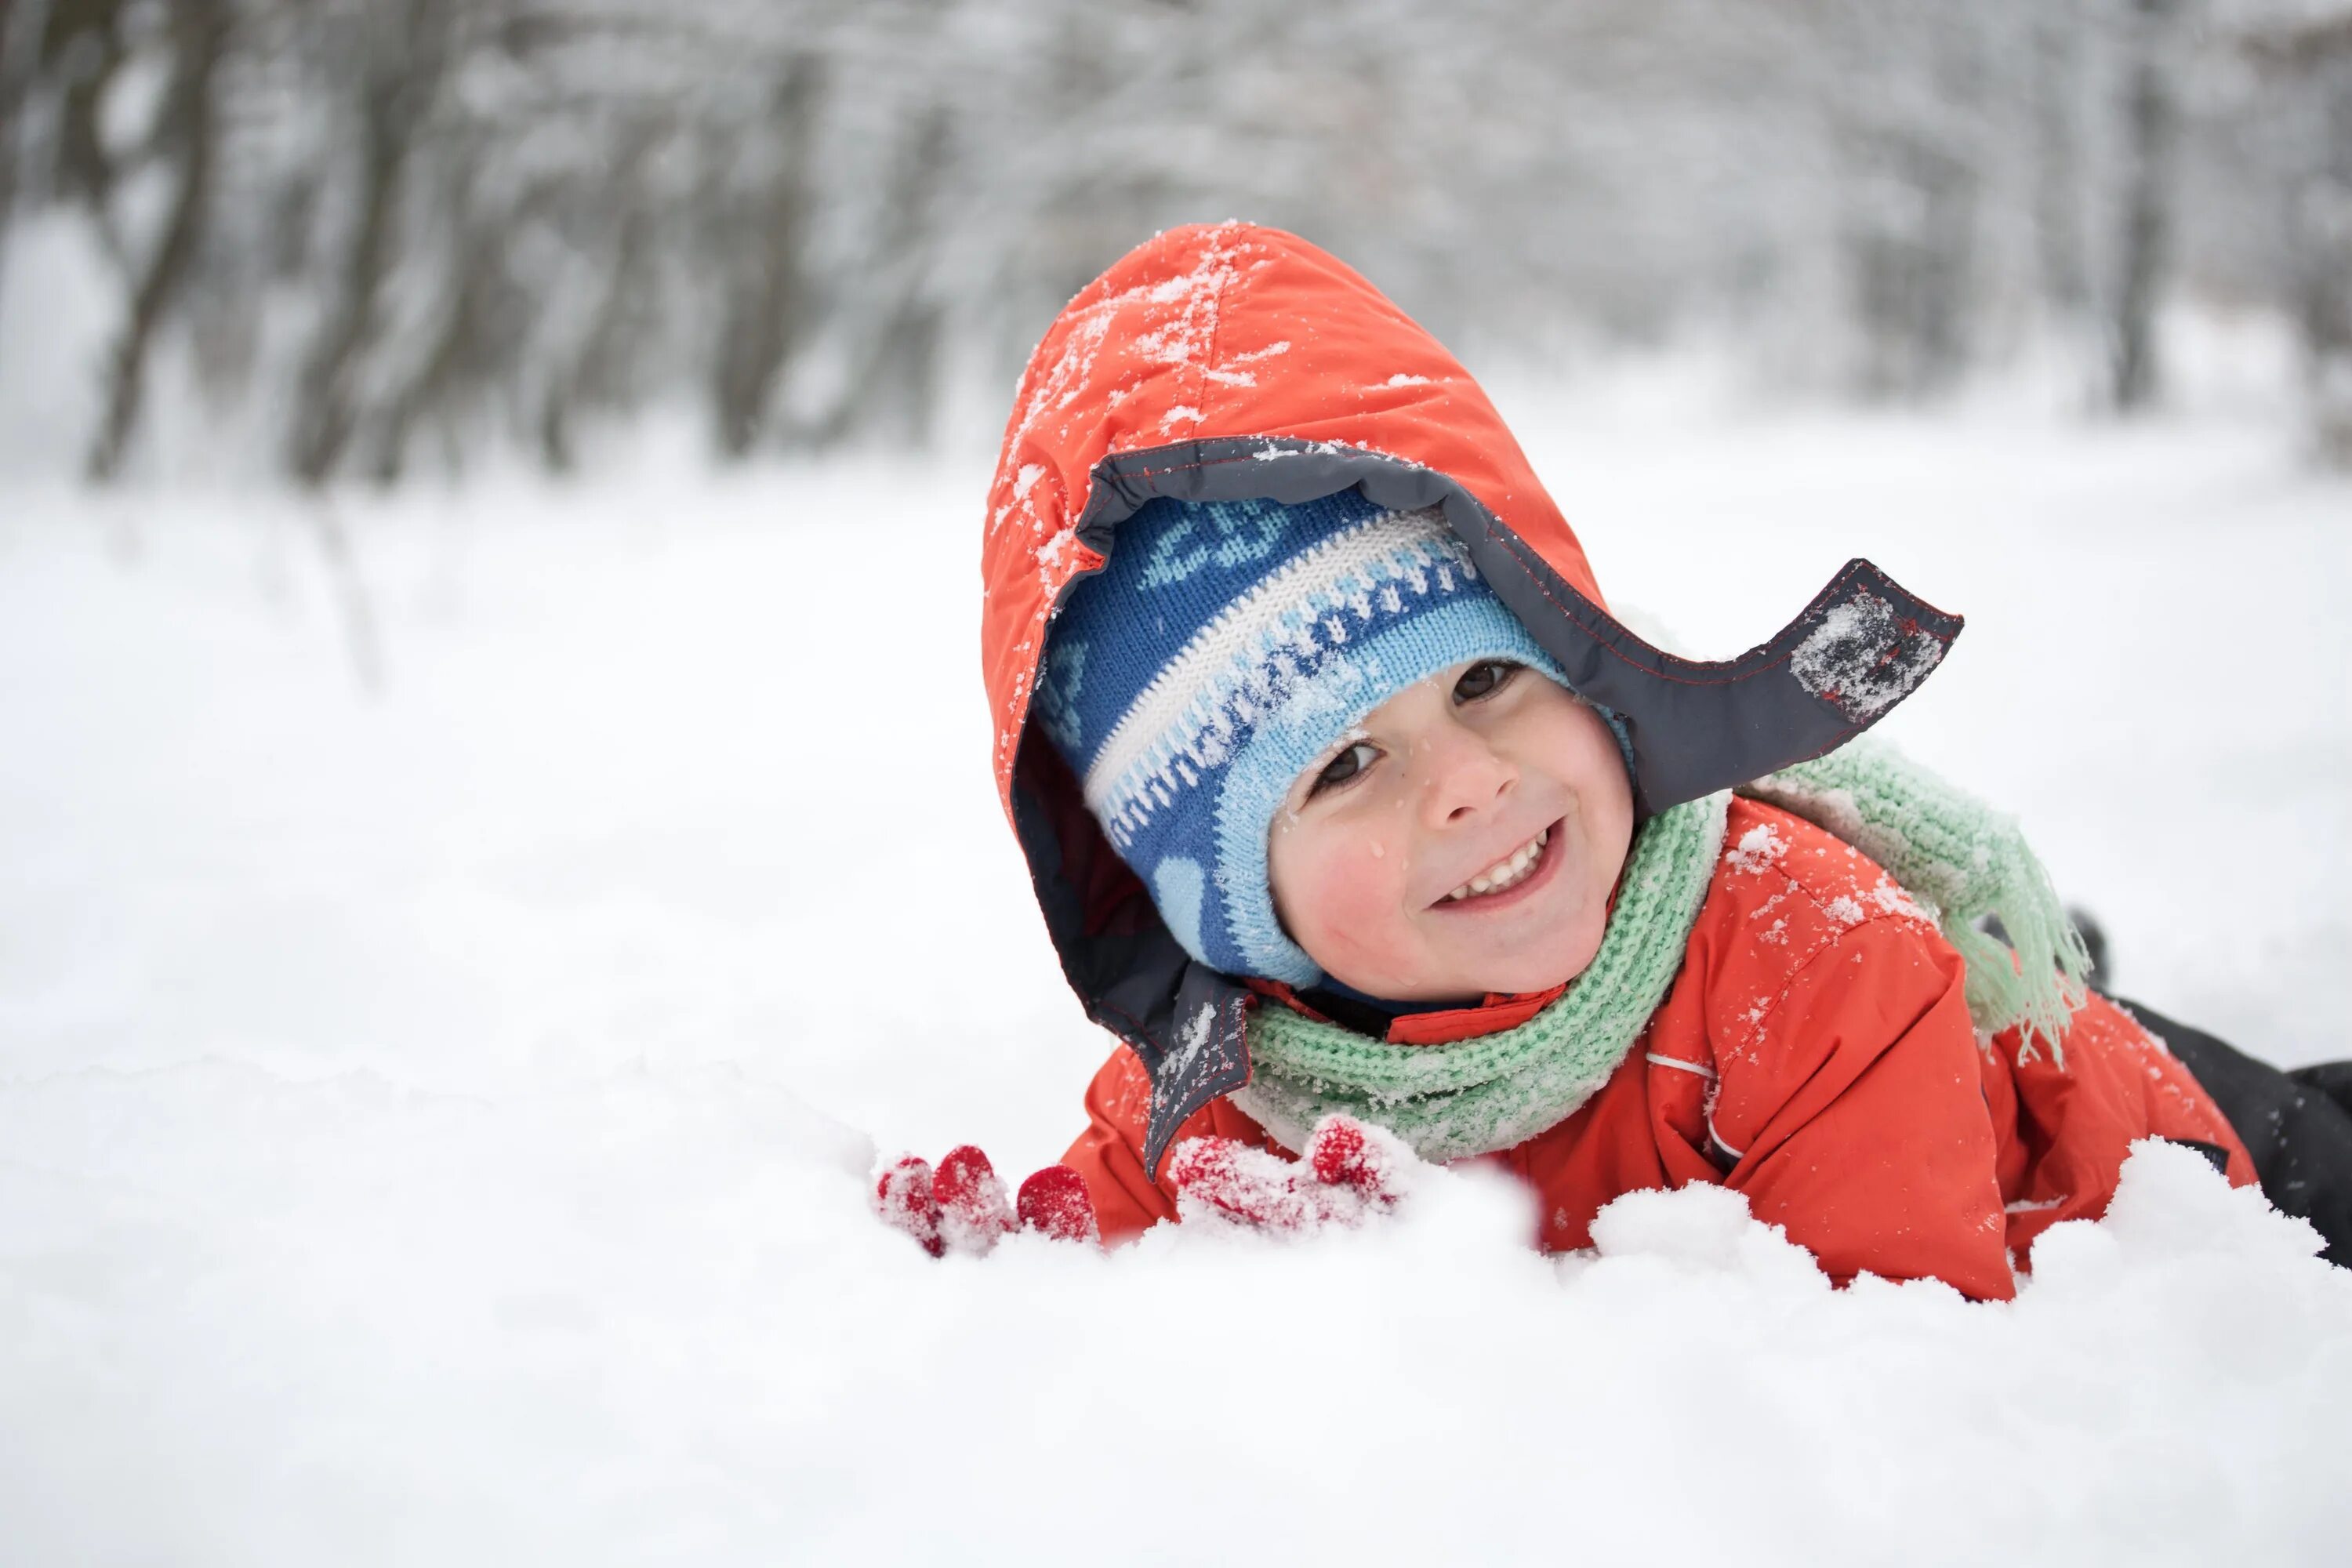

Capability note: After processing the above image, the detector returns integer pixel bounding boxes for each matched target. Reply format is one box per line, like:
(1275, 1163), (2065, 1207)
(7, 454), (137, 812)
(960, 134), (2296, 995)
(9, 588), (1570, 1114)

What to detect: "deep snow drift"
(2, 392), (2349, 1563)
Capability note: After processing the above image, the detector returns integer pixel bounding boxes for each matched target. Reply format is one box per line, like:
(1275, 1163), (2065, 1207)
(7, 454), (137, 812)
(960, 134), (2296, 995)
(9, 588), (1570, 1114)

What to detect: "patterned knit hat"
(1033, 490), (1572, 985)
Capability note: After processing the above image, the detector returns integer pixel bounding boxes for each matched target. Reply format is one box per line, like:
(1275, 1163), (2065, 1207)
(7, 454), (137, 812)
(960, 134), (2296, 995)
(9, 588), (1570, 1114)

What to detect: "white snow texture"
(2, 392), (2350, 1565)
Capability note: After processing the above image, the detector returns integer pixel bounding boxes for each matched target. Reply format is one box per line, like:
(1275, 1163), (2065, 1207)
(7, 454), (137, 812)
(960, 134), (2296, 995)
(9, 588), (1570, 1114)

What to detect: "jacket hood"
(980, 222), (1960, 1175)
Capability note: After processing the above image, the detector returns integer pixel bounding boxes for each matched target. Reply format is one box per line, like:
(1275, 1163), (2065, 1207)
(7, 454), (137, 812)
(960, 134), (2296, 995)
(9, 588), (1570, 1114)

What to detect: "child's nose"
(1417, 725), (1517, 828)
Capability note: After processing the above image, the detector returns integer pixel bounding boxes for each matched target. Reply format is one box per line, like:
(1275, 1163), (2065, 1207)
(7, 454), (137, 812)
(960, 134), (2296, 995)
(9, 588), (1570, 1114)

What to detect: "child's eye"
(1310, 742), (1379, 796)
(1453, 660), (1519, 702)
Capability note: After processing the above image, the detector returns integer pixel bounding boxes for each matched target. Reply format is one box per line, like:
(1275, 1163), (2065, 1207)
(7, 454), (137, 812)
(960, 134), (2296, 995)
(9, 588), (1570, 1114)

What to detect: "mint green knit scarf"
(1232, 742), (2089, 1163)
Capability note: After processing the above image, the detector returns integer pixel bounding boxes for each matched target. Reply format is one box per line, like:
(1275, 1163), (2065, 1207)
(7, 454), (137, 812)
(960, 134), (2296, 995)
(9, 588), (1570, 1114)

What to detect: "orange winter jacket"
(980, 223), (2250, 1301)
(1062, 797), (2255, 1299)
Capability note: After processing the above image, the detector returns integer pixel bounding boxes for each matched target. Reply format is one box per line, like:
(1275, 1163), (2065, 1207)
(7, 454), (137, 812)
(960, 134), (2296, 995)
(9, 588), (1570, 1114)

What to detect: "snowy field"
(3, 388), (2350, 1563)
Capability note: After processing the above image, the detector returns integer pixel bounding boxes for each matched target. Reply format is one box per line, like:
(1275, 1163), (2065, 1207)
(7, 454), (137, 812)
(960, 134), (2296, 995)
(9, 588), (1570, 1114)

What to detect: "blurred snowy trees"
(1, 0), (2347, 481)
(2227, 0), (2352, 458)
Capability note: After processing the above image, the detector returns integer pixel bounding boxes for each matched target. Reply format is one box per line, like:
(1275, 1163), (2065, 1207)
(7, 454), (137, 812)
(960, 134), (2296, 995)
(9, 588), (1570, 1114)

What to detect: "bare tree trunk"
(1842, 128), (1980, 398)
(44, 0), (125, 212)
(822, 106), (949, 444)
(84, 0), (227, 480)
(2031, 2), (2089, 317)
(368, 220), (490, 485)
(709, 54), (820, 459)
(365, 121), (501, 486)
(2289, 57), (2352, 463)
(2112, 0), (2182, 412)
(538, 122), (664, 472)
(287, 0), (447, 486)
(0, 0), (60, 283)
(2236, 14), (2352, 463)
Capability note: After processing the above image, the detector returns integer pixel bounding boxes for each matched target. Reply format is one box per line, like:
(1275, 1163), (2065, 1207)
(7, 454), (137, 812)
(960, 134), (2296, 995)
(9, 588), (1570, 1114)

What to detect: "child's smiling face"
(1267, 660), (1635, 1004)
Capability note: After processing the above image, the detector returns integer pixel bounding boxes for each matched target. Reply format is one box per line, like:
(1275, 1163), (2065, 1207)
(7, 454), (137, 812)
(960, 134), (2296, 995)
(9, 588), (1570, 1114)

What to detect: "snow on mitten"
(873, 1155), (945, 1258)
(1169, 1113), (1414, 1235)
(932, 1145), (1017, 1256)
(1167, 1135), (1323, 1230)
(1016, 1165), (1101, 1244)
(1305, 1114), (1410, 1212)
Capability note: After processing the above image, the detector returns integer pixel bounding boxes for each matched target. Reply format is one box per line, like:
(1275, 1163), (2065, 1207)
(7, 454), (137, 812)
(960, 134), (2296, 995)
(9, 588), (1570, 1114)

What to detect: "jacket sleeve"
(1061, 1044), (1276, 1243)
(1708, 916), (2016, 1301)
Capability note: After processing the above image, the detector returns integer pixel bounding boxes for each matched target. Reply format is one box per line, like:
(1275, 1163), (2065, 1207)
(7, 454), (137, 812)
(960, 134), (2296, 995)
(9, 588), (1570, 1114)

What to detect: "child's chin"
(1468, 935), (1602, 995)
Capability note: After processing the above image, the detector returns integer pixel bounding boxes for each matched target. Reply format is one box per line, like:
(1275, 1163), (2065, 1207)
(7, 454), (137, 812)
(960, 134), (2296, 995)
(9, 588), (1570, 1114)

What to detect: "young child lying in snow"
(874, 222), (2352, 1297)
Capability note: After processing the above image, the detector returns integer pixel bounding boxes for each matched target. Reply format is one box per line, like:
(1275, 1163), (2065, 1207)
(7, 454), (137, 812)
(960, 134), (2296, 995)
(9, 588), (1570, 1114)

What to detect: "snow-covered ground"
(2, 392), (2349, 1563)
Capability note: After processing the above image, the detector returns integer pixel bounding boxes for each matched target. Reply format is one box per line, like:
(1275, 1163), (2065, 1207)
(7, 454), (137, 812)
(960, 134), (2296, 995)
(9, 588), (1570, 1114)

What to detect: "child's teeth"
(1443, 827), (1550, 903)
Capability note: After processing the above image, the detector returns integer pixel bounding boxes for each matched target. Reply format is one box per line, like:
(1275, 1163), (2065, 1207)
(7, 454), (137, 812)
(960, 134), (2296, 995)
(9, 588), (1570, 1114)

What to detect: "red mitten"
(873, 1155), (945, 1258)
(1167, 1134), (1324, 1230)
(933, 1145), (1016, 1256)
(1017, 1164), (1102, 1244)
(1168, 1113), (1412, 1234)
(1305, 1114), (1409, 1213)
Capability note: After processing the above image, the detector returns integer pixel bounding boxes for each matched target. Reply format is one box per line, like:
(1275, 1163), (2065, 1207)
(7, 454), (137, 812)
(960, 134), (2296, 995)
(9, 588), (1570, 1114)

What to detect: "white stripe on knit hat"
(1081, 506), (1476, 827)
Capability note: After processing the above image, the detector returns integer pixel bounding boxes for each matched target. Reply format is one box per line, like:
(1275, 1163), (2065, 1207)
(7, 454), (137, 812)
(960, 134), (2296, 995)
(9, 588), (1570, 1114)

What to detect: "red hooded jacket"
(981, 223), (2252, 1299)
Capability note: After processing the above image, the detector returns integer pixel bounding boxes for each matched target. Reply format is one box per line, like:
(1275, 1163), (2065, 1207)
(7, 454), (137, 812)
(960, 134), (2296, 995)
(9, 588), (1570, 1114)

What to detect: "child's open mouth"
(1434, 820), (1563, 909)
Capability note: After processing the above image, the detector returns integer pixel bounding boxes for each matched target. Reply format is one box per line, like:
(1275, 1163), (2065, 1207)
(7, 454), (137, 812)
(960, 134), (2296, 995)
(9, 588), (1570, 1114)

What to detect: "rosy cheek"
(1288, 840), (1414, 973)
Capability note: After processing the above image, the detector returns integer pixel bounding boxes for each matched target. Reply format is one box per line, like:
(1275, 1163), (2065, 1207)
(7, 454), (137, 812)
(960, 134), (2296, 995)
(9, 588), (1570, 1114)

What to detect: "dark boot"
(2289, 1062), (2352, 1120)
(2111, 996), (2352, 1269)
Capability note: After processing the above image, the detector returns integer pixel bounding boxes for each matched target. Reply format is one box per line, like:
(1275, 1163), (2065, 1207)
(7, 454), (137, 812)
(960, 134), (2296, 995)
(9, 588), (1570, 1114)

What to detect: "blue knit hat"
(1032, 491), (1573, 986)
